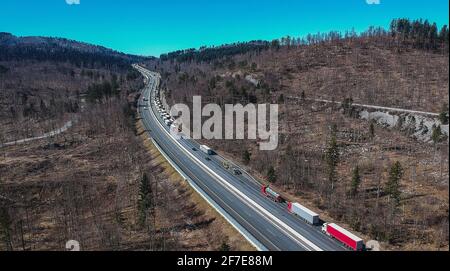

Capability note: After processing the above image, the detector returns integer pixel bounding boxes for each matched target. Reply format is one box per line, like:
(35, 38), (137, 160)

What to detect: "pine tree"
(369, 121), (375, 140)
(325, 134), (339, 190)
(439, 112), (449, 125)
(242, 150), (251, 165)
(138, 173), (153, 226)
(267, 166), (277, 183)
(386, 162), (403, 205)
(350, 166), (362, 196)
(0, 207), (12, 251)
(432, 125), (445, 144)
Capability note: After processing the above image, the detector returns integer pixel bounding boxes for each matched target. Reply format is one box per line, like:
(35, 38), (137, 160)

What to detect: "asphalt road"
(134, 65), (346, 251)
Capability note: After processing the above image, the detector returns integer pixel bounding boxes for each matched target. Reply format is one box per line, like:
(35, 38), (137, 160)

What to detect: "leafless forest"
(1, 20), (448, 251)
(149, 21), (449, 250)
(0, 35), (246, 251)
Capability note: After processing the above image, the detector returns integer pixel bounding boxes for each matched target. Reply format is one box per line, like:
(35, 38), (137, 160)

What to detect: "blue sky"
(0, 0), (448, 56)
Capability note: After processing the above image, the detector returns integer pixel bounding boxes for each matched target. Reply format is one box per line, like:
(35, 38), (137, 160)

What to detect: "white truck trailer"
(287, 202), (320, 225)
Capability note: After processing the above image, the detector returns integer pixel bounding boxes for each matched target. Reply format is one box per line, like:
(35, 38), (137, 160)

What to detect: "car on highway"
(200, 145), (214, 155)
(232, 168), (242, 175)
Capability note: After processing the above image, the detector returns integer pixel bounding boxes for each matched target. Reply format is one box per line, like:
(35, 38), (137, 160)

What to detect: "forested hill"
(159, 40), (271, 63)
(158, 18), (449, 65)
(0, 32), (151, 69)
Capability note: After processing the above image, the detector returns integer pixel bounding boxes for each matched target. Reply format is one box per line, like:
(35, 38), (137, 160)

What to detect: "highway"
(134, 65), (346, 251)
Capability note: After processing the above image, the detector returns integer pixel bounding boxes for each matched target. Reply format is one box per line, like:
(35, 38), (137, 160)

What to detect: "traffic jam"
(145, 91), (366, 252)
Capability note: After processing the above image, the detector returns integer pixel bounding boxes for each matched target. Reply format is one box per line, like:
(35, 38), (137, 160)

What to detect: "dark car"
(232, 168), (242, 175)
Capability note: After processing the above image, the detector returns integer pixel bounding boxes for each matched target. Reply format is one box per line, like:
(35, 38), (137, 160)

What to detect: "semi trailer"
(262, 185), (285, 203)
(322, 223), (365, 251)
(287, 202), (320, 225)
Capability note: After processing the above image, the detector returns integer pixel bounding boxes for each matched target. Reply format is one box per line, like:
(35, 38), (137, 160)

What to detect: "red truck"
(322, 223), (365, 251)
(261, 185), (285, 203)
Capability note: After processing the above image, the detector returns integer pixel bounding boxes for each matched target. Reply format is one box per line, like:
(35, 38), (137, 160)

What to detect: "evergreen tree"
(0, 64), (8, 74)
(138, 173), (153, 226)
(431, 125), (445, 144)
(39, 99), (48, 116)
(271, 39), (281, 50)
(325, 133), (339, 190)
(242, 150), (251, 165)
(386, 162), (403, 205)
(350, 166), (362, 196)
(439, 111), (449, 125)
(267, 166), (277, 183)
(0, 206), (12, 251)
(369, 121), (375, 140)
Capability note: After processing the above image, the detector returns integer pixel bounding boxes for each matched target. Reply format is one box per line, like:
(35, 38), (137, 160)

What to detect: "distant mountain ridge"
(0, 32), (151, 67)
(159, 40), (271, 63)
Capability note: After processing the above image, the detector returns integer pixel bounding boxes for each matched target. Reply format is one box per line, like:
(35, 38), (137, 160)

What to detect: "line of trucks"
(152, 95), (175, 127)
(262, 184), (365, 251)
(148, 92), (366, 251)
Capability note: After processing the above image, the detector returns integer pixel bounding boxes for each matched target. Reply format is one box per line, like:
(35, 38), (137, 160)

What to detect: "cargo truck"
(262, 185), (285, 203)
(322, 223), (365, 251)
(287, 202), (320, 225)
(200, 145), (214, 155)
